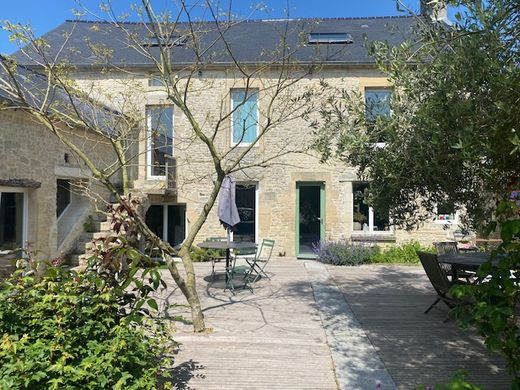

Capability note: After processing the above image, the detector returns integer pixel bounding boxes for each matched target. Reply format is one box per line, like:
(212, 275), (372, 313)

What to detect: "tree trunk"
(175, 172), (225, 332)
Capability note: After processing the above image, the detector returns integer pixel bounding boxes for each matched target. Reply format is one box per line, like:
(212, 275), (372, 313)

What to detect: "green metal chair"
(244, 239), (275, 284)
(224, 244), (257, 293)
(207, 237), (227, 279)
(225, 239), (275, 293)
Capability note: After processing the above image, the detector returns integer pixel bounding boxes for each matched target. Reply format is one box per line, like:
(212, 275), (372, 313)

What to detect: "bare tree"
(1, 0), (329, 332)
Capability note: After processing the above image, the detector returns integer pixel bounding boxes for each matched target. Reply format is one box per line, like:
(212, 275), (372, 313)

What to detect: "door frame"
(149, 203), (187, 246)
(230, 182), (259, 244)
(0, 186), (29, 251)
(295, 182), (325, 258)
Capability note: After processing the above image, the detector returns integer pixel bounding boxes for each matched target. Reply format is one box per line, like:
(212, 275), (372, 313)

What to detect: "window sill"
(433, 220), (459, 225)
(350, 232), (396, 243)
(230, 142), (259, 148)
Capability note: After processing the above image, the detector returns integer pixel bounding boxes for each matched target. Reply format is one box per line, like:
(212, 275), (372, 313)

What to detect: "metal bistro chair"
(207, 237), (227, 279)
(417, 251), (470, 321)
(244, 239), (275, 284)
(226, 239), (275, 292)
(434, 241), (474, 282)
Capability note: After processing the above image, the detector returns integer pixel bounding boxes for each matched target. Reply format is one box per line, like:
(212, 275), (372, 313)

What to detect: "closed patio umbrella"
(218, 175), (241, 243)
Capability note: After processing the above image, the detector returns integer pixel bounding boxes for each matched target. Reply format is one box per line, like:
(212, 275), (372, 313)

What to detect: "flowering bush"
(313, 240), (375, 266)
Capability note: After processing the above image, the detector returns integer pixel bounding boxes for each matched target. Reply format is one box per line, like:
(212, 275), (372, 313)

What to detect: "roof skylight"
(142, 35), (187, 47)
(308, 32), (353, 44)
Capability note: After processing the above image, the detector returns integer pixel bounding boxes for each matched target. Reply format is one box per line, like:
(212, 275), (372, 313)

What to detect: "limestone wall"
(0, 109), (119, 263)
(71, 67), (458, 256)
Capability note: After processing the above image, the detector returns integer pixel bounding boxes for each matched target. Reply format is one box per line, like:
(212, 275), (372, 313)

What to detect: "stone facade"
(68, 67), (458, 257)
(0, 109), (118, 272)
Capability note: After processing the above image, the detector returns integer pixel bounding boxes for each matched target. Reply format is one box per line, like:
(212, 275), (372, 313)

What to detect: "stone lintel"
(54, 165), (92, 179)
(0, 178), (41, 189)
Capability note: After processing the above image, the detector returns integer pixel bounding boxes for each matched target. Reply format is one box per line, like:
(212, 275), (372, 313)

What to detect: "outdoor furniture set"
(198, 237), (275, 293)
(418, 241), (503, 321)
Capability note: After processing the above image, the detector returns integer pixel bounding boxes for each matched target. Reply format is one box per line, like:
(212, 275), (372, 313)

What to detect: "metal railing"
(165, 155), (177, 190)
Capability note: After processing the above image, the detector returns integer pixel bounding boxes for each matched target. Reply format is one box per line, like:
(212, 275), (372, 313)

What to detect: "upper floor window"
(435, 201), (459, 224)
(146, 106), (174, 178)
(231, 90), (259, 146)
(365, 88), (392, 122)
(365, 88), (392, 144)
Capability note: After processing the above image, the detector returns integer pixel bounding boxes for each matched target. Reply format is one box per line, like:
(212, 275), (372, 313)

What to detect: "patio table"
(197, 240), (256, 282)
(437, 252), (499, 280)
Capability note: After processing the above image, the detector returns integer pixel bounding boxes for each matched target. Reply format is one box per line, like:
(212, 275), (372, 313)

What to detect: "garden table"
(197, 240), (256, 282)
(437, 252), (500, 280)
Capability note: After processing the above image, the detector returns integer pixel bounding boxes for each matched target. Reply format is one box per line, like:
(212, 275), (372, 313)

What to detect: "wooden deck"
(158, 259), (337, 390)
(328, 264), (511, 389)
(158, 258), (510, 389)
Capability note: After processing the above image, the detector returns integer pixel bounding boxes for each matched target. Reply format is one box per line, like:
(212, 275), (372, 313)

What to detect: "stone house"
(7, 10), (461, 261)
(0, 64), (121, 274)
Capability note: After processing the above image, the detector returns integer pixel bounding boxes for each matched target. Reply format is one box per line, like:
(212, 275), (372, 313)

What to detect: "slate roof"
(14, 16), (416, 67)
(0, 58), (120, 136)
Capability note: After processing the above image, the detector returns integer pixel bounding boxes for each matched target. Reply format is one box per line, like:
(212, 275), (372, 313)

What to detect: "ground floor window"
(0, 189), (26, 250)
(435, 201), (458, 224)
(352, 182), (390, 232)
(145, 204), (186, 247)
(234, 183), (257, 243)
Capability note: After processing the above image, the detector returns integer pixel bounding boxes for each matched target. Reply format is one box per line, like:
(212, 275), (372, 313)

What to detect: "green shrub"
(0, 264), (174, 389)
(369, 241), (434, 264)
(189, 246), (223, 262)
(313, 241), (375, 266)
(415, 370), (483, 389)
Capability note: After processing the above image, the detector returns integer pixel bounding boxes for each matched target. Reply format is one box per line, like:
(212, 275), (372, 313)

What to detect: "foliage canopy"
(312, 0), (520, 231)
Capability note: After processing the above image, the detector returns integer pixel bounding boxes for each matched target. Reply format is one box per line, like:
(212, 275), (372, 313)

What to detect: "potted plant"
(353, 211), (367, 231)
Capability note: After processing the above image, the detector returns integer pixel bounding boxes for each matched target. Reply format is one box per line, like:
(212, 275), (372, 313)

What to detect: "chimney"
(420, 0), (450, 23)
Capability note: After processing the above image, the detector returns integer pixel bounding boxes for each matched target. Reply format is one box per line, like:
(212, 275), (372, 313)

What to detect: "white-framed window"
(352, 182), (391, 233)
(0, 187), (28, 251)
(365, 88), (392, 120)
(365, 87), (392, 146)
(434, 202), (459, 224)
(146, 105), (174, 179)
(231, 89), (259, 146)
(145, 204), (187, 247)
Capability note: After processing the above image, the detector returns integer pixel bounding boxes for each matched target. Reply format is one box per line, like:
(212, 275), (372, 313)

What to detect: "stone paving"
(157, 258), (510, 389)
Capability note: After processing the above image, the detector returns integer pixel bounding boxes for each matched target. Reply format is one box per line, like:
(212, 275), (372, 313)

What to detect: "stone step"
(69, 253), (91, 267)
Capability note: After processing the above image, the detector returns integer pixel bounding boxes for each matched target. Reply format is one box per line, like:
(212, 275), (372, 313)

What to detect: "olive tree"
(312, 0), (519, 231)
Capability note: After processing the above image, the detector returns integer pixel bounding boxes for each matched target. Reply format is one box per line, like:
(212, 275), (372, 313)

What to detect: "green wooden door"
(296, 182), (325, 258)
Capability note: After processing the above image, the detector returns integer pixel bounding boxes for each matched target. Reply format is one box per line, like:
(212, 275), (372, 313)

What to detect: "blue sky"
(0, 0), (427, 54)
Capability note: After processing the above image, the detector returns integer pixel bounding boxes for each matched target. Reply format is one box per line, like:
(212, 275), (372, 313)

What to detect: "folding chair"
(244, 239), (275, 284)
(207, 237), (227, 279)
(417, 251), (470, 321)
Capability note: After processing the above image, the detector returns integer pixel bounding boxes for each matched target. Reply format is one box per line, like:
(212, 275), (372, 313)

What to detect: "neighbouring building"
(0, 65), (121, 274)
(4, 8), (463, 262)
